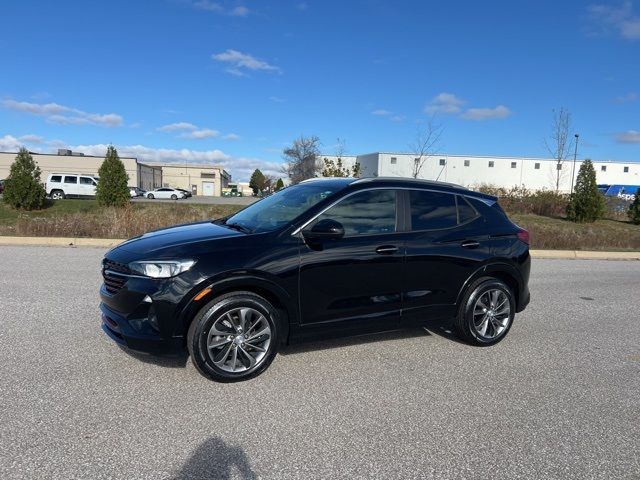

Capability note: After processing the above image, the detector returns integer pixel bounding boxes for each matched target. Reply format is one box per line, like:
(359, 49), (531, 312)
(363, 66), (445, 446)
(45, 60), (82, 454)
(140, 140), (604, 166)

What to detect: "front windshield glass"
(224, 182), (348, 233)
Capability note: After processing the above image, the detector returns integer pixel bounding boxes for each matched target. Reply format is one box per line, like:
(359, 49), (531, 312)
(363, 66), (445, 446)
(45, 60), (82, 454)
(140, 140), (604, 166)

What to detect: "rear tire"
(51, 190), (65, 200)
(187, 292), (280, 382)
(147, 193), (154, 199)
(171, 194), (177, 200)
(453, 277), (515, 346)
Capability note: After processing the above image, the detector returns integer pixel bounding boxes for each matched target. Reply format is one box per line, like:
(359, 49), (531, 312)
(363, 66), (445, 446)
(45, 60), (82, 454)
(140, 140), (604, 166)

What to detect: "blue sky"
(1, 0), (639, 180)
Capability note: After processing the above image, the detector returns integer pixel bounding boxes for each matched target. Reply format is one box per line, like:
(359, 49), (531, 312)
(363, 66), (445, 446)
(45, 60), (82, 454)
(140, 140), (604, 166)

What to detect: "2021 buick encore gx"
(100, 177), (530, 382)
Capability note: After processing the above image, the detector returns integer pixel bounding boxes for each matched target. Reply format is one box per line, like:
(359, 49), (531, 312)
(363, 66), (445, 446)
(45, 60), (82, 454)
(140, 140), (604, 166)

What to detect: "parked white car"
(46, 173), (99, 199)
(146, 188), (186, 200)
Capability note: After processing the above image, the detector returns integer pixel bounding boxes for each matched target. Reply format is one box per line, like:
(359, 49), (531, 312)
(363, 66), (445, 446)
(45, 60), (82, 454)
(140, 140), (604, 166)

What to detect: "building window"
(601, 165), (607, 172)
(534, 163), (540, 169)
(557, 163), (562, 170)
(511, 162), (517, 169)
(488, 161), (494, 168)
(439, 158), (446, 166)
(624, 166), (629, 173)
(464, 160), (470, 167)
(390, 157), (397, 164)
(201, 173), (216, 179)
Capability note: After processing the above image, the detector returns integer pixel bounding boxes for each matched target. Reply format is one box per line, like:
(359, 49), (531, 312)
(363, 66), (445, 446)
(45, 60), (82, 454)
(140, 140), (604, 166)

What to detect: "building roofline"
(0, 150), (137, 160)
(358, 152), (639, 164)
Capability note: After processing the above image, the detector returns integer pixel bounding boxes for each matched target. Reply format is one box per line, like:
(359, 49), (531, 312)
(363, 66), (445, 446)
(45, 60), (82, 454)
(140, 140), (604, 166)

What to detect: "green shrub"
(628, 193), (640, 225)
(474, 184), (568, 217)
(2, 148), (46, 210)
(95, 146), (130, 207)
(566, 160), (606, 223)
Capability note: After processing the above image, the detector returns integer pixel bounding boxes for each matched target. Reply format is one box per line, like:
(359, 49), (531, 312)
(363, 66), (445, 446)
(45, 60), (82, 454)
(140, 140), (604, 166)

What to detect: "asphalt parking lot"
(0, 247), (638, 480)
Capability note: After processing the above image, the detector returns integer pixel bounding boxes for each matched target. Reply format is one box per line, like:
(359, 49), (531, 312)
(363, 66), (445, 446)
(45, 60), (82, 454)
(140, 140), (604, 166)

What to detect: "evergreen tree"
(2, 148), (46, 210)
(628, 191), (640, 225)
(95, 146), (130, 207)
(249, 169), (265, 195)
(275, 178), (285, 191)
(566, 159), (606, 223)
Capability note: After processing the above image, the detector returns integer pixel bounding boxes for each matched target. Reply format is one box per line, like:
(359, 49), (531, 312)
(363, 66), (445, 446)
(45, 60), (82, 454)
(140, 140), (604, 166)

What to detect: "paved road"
(0, 247), (639, 480)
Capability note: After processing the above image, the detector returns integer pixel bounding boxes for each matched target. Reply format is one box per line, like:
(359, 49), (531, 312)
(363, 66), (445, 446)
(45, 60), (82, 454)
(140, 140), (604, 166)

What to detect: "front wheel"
(147, 193), (154, 199)
(187, 292), (280, 382)
(453, 277), (515, 346)
(171, 194), (177, 200)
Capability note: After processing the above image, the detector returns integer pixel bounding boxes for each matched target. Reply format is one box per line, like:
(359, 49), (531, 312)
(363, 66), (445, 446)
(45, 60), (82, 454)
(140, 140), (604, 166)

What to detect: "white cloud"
(180, 128), (220, 139)
(19, 134), (45, 143)
(371, 109), (392, 116)
(212, 49), (282, 75)
(613, 91), (637, 103)
(615, 130), (640, 143)
(425, 93), (466, 115)
(588, 2), (640, 39)
(269, 96), (285, 102)
(390, 115), (406, 122)
(157, 122), (197, 132)
(222, 133), (240, 140)
(229, 6), (250, 16)
(460, 105), (511, 121)
(0, 135), (22, 151)
(2, 99), (123, 127)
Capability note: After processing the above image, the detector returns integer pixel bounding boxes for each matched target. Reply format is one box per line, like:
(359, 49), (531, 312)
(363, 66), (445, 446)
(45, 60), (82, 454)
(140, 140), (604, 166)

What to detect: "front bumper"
(100, 302), (184, 354)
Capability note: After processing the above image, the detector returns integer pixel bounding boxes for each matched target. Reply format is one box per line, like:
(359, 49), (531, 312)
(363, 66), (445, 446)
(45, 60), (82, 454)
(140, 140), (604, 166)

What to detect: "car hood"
(114, 221), (242, 256)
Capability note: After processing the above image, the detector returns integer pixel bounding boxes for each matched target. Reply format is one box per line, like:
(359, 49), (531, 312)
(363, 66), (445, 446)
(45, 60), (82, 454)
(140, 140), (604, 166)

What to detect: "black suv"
(100, 177), (530, 382)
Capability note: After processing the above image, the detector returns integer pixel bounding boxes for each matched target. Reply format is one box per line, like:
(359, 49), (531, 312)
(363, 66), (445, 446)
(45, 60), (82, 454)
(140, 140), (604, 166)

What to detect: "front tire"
(171, 194), (177, 200)
(453, 277), (515, 346)
(187, 292), (280, 382)
(147, 193), (154, 199)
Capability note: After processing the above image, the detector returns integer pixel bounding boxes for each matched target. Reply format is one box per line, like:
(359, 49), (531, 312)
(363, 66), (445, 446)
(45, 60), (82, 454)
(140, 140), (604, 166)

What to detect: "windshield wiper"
(224, 222), (254, 234)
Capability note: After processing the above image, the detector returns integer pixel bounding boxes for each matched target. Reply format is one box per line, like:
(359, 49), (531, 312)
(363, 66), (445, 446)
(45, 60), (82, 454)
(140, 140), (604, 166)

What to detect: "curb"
(0, 236), (639, 260)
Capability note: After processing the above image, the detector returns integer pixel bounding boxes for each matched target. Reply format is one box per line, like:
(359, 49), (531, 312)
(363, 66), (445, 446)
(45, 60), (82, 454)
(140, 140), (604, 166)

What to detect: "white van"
(46, 173), (99, 199)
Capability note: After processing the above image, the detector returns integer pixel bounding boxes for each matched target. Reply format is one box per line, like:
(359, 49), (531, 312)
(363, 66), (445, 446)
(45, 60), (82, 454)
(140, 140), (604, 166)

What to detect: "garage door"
(202, 182), (214, 196)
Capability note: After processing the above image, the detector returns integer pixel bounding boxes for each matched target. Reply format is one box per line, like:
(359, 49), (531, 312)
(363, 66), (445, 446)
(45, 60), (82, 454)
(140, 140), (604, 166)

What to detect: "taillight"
(517, 229), (530, 245)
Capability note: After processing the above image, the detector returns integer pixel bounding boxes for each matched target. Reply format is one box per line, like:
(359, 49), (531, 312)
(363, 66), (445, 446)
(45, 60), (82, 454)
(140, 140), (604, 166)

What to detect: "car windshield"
(224, 181), (350, 233)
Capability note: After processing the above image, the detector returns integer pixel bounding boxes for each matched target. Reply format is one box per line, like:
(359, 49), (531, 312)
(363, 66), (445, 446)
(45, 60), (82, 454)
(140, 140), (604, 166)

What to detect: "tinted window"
(317, 190), (396, 236)
(457, 196), (478, 223)
(410, 190), (457, 230)
(50, 175), (62, 182)
(64, 176), (77, 184)
(80, 177), (94, 185)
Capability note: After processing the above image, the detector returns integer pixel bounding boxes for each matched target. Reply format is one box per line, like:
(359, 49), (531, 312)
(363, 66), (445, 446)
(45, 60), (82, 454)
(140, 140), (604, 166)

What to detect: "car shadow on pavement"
(171, 437), (257, 480)
(117, 345), (189, 368)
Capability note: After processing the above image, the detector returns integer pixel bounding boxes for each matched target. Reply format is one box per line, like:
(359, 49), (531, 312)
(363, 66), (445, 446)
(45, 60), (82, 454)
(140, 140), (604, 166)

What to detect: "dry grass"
(511, 214), (640, 251)
(0, 201), (242, 238)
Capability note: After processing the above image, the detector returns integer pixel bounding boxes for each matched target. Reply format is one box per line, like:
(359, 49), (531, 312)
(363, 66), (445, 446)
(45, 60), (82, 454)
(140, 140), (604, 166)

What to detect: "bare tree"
(282, 135), (321, 184)
(408, 120), (443, 179)
(544, 107), (574, 192)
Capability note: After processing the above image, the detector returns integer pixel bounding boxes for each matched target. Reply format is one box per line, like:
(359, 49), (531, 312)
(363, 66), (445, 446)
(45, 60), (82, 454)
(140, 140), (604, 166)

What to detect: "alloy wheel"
(206, 307), (272, 373)
(472, 289), (511, 340)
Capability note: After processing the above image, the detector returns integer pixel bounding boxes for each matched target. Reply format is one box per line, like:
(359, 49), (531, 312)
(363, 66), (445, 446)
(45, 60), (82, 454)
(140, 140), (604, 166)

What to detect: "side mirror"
(302, 218), (345, 242)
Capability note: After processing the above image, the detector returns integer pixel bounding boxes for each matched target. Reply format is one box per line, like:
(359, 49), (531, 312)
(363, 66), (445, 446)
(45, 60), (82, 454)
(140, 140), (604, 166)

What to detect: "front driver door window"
(298, 189), (403, 329)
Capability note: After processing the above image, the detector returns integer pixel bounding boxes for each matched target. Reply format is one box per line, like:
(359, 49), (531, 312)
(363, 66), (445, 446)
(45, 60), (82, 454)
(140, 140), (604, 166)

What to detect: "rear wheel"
(171, 194), (177, 200)
(187, 292), (280, 382)
(453, 277), (515, 346)
(147, 193), (154, 199)
(51, 190), (65, 200)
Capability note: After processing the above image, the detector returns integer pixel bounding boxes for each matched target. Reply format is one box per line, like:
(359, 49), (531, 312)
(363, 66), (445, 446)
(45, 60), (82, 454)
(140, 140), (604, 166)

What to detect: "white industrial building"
(320, 153), (640, 192)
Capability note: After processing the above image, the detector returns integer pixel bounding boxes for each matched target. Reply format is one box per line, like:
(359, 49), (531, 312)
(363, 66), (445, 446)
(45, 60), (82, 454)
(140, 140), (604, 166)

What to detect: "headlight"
(129, 259), (196, 278)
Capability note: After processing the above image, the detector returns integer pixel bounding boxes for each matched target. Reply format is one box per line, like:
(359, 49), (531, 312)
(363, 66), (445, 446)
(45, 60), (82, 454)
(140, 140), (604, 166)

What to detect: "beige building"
(145, 163), (231, 196)
(0, 149), (162, 191)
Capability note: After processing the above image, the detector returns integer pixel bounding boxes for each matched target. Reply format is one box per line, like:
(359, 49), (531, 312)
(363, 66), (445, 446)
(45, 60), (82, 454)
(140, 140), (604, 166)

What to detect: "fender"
(455, 261), (524, 308)
(174, 270), (297, 342)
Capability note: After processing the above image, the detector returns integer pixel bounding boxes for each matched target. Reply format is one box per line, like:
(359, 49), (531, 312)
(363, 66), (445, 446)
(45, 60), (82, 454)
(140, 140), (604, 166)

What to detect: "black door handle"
(375, 245), (398, 255)
(461, 240), (480, 249)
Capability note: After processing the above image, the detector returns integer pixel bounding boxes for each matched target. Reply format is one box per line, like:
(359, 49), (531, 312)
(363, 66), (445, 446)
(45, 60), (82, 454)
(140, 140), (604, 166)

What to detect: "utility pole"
(570, 133), (579, 194)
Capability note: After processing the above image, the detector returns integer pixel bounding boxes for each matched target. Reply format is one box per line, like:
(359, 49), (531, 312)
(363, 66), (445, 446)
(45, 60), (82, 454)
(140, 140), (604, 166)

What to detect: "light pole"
(570, 133), (579, 194)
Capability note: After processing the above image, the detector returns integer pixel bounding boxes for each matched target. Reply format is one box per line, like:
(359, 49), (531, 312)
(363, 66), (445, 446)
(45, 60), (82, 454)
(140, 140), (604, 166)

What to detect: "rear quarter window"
(50, 175), (62, 183)
(409, 190), (458, 230)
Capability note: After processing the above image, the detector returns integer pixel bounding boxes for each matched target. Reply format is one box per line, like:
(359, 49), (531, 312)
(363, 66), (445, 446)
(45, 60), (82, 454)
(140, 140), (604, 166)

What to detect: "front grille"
(102, 258), (131, 294)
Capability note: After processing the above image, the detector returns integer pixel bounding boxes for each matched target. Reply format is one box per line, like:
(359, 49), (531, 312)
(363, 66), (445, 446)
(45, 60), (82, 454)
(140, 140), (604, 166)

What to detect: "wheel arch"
(456, 262), (523, 310)
(177, 274), (295, 345)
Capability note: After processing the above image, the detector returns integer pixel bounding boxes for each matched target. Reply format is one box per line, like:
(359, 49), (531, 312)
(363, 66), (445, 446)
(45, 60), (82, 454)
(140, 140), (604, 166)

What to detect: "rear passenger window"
(64, 176), (77, 184)
(50, 175), (62, 183)
(317, 189), (396, 236)
(457, 196), (478, 223)
(410, 190), (457, 230)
